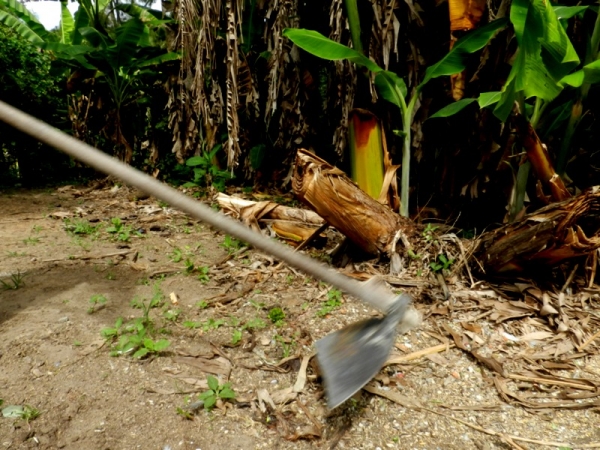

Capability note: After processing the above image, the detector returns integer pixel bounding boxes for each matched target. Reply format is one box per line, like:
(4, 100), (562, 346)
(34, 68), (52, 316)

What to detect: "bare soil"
(1, 185), (599, 450)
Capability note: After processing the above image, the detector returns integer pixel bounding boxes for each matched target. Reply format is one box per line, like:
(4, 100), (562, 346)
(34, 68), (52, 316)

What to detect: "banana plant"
(429, 1), (596, 220)
(283, 19), (506, 217)
(0, 0), (49, 43)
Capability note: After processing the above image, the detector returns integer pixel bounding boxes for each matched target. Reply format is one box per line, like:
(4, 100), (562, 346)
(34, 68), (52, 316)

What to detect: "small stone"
(58, 316), (69, 323)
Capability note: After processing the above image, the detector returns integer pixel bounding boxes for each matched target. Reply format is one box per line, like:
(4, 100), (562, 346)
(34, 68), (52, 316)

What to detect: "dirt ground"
(1, 185), (600, 450)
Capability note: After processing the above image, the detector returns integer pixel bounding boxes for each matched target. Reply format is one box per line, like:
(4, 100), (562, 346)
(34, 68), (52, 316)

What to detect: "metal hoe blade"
(0, 100), (415, 409)
(316, 294), (411, 409)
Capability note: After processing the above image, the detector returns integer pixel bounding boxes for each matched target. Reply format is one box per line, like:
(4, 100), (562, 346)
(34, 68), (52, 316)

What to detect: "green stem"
(529, 97), (544, 129)
(398, 90), (416, 218)
(589, 6), (600, 64)
(344, 0), (363, 54)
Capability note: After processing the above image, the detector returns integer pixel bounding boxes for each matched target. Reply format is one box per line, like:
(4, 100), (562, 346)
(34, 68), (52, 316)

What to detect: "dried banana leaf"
(217, 193), (324, 227)
(216, 193), (326, 244)
(292, 149), (414, 256)
(475, 186), (600, 273)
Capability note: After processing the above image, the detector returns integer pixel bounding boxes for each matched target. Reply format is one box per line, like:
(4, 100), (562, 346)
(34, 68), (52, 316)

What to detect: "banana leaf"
(0, 0), (48, 43)
(60, 2), (75, 45)
(419, 18), (508, 88)
(494, 0), (580, 121)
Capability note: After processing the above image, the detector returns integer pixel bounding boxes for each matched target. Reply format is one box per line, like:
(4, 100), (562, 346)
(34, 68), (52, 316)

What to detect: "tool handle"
(0, 100), (399, 312)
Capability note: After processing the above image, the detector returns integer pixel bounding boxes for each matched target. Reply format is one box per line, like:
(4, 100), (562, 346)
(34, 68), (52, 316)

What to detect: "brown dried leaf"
(173, 356), (232, 378)
(471, 349), (505, 376)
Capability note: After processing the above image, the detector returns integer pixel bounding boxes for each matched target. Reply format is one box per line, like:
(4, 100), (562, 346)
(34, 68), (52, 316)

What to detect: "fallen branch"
(43, 249), (132, 262)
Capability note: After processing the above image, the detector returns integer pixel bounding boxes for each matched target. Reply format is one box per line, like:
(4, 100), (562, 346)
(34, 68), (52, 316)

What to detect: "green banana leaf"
(60, 2), (75, 45)
(137, 51), (181, 67)
(419, 18), (508, 89)
(0, 0), (48, 43)
(72, 2), (91, 45)
(374, 71), (407, 109)
(553, 5), (589, 20)
(493, 0), (580, 121)
(560, 59), (600, 87)
(282, 28), (380, 73)
(429, 91), (502, 118)
(79, 26), (109, 50)
(113, 18), (147, 67)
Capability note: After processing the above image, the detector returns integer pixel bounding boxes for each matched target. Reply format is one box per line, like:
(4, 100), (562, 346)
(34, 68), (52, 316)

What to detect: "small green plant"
(197, 266), (210, 283)
(0, 271), (24, 290)
(101, 282), (170, 358)
(422, 223), (439, 243)
(183, 258), (195, 274)
(101, 317), (170, 358)
(407, 248), (421, 260)
(176, 406), (194, 419)
(163, 309), (181, 322)
(268, 307), (286, 326)
(88, 294), (107, 314)
(317, 289), (343, 317)
(101, 317), (124, 339)
(114, 328), (170, 358)
(430, 254), (454, 273)
(220, 235), (244, 254)
(19, 405), (40, 422)
(106, 218), (140, 242)
(63, 218), (99, 236)
(243, 318), (267, 330)
(130, 294), (163, 316)
(202, 318), (226, 332)
(170, 247), (184, 263)
(196, 300), (209, 309)
(248, 299), (265, 311)
(31, 225), (43, 234)
(23, 236), (40, 245)
(274, 334), (295, 358)
(183, 320), (202, 329)
(183, 144), (234, 192)
(6, 251), (26, 257)
(198, 375), (236, 411)
(231, 329), (243, 345)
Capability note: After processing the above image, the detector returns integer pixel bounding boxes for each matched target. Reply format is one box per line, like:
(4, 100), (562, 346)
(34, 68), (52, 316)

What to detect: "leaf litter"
(2, 186), (600, 448)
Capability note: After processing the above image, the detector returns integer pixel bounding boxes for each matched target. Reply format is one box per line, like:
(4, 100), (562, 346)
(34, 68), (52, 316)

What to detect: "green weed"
(231, 329), (243, 345)
(220, 235), (244, 254)
(0, 271), (24, 290)
(268, 307), (285, 326)
(197, 375), (236, 411)
(317, 289), (342, 317)
(106, 218), (140, 242)
(197, 266), (210, 283)
(430, 254), (454, 273)
(63, 218), (99, 237)
(88, 294), (107, 314)
(183, 144), (234, 192)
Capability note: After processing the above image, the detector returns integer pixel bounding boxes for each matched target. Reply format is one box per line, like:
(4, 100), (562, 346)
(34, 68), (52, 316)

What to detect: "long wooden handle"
(0, 100), (402, 312)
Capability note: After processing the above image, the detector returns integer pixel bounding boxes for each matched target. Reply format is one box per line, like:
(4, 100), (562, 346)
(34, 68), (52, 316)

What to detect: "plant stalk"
(398, 89), (417, 218)
(344, 0), (363, 54)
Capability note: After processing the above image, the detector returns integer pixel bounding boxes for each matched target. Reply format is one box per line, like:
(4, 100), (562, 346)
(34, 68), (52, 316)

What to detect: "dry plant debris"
(2, 184), (600, 449)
